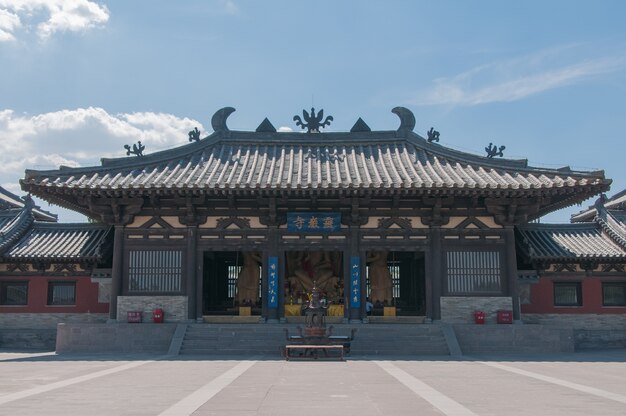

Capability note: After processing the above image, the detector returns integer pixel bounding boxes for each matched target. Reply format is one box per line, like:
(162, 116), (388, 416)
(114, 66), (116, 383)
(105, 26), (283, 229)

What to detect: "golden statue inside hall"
(287, 251), (340, 296)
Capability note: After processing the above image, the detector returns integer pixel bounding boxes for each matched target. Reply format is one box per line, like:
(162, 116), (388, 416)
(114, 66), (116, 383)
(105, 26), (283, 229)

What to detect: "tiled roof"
(0, 202), (35, 254)
(3, 223), (111, 261)
(22, 134), (607, 197)
(20, 107), (610, 219)
(517, 223), (626, 261)
(0, 186), (57, 222)
(572, 189), (626, 222)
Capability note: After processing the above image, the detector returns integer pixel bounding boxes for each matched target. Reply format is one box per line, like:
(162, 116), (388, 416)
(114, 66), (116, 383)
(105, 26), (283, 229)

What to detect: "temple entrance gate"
(202, 251), (263, 316)
(366, 251), (425, 316)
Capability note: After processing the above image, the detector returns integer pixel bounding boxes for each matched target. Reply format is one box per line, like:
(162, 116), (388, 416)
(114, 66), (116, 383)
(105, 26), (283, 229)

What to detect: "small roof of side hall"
(0, 186), (57, 222)
(0, 186), (112, 263)
(517, 191), (626, 263)
(21, 107), (610, 218)
(2, 223), (112, 262)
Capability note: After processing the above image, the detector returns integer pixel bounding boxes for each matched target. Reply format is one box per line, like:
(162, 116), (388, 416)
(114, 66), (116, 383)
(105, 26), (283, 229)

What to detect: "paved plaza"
(1, 350), (626, 415)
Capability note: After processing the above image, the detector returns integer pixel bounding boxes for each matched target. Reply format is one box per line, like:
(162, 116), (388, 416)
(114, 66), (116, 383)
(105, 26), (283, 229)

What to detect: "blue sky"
(0, 0), (624, 222)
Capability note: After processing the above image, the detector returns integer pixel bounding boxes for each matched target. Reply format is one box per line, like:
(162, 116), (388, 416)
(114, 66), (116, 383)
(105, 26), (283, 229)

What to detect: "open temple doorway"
(366, 251), (425, 316)
(284, 251), (344, 317)
(202, 251), (262, 316)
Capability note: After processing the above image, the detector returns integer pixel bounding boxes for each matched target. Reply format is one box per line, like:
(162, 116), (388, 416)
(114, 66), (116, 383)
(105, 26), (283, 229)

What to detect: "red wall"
(0, 275), (108, 314)
(522, 276), (626, 314)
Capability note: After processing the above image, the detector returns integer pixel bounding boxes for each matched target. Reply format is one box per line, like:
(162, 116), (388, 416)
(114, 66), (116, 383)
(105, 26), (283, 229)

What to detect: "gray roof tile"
(517, 223), (626, 260)
(23, 134), (608, 196)
(3, 223), (111, 261)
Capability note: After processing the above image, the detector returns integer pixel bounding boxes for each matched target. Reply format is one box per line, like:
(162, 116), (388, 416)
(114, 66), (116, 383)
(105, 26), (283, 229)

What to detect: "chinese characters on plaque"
(350, 256), (361, 308)
(287, 212), (341, 232)
(268, 256), (278, 309)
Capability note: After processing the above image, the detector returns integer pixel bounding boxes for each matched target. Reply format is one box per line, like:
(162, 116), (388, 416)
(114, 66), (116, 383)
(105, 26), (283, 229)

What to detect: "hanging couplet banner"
(268, 256), (278, 309)
(350, 256), (361, 308)
(287, 212), (341, 232)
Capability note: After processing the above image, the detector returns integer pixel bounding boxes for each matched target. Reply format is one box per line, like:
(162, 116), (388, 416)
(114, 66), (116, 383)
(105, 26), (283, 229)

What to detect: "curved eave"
(0, 254), (103, 263)
(528, 255), (626, 263)
(22, 180), (609, 199)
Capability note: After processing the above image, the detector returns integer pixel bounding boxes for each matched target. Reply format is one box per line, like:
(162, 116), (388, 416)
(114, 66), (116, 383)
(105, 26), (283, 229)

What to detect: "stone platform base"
(52, 322), (626, 356)
(56, 323), (177, 354)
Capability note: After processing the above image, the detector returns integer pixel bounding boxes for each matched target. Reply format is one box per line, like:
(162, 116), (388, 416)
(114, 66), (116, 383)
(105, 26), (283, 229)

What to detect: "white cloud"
(0, 0), (109, 41)
(0, 8), (20, 41)
(0, 107), (205, 191)
(277, 126), (293, 132)
(413, 48), (626, 106)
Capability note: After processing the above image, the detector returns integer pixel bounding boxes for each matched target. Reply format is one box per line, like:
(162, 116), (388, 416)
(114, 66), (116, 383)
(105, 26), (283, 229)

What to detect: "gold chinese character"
(294, 216), (305, 229)
(308, 216), (319, 228)
(323, 216), (335, 229)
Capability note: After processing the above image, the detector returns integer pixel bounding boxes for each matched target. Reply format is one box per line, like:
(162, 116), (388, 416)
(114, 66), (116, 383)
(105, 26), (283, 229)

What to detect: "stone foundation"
(56, 323), (177, 354)
(116, 296), (188, 323)
(0, 329), (57, 350)
(0, 313), (108, 329)
(453, 324), (574, 354)
(441, 297), (513, 323)
(522, 313), (626, 330)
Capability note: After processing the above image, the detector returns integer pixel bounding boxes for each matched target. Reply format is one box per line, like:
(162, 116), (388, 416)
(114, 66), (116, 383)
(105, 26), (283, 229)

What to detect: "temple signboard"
(287, 212), (340, 232)
(268, 256), (278, 309)
(350, 256), (361, 308)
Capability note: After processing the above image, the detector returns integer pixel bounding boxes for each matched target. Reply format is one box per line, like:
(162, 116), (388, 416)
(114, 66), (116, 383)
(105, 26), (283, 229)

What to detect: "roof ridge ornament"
(124, 141), (145, 157)
(211, 107), (236, 132)
(188, 127), (201, 142)
(350, 117), (371, 132)
(427, 127), (440, 143)
(256, 117), (277, 132)
(293, 107), (333, 133)
(391, 107), (415, 133)
(485, 142), (505, 158)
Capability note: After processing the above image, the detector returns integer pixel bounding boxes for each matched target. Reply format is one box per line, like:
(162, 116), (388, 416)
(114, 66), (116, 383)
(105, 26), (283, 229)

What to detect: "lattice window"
(554, 282), (582, 306)
(602, 282), (626, 306)
(0, 281), (28, 305)
(128, 250), (182, 292)
(446, 251), (502, 294)
(47, 281), (75, 305)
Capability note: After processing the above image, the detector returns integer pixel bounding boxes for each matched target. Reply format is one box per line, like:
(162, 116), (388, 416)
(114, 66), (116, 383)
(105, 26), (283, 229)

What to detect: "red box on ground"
(152, 308), (164, 323)
(473, 310), (485, 324)
(127, 311), (142, 323)
(497, 310), (513, 324)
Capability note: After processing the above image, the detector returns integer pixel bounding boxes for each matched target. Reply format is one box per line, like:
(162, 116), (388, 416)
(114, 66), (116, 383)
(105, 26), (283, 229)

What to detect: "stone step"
(178, 323), (451, 356)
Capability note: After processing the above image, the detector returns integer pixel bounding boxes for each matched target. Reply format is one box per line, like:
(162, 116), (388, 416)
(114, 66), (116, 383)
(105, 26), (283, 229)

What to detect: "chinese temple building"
(0, 187), (111, 343)
(517, 190), (626, 325)
(17, 106), (617, 326)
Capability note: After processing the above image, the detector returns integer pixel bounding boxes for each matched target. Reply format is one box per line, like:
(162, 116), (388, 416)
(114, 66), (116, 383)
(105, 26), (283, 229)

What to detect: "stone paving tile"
(394, 357), (626, 416)
(1, 352), (625, 416)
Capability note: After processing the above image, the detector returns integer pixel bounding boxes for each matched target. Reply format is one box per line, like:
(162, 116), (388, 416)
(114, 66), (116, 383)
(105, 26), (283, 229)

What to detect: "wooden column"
(423, 246), (433, 321)
(196, 251), (203, 321)
(429, 226), (442, 321)
(505, 226), (521, 321)
(109, 225), (124, 320)
(186, 225), (198, 320)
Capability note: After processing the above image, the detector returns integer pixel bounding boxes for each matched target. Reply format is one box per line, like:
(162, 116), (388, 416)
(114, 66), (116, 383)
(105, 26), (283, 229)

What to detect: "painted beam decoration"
(268, 256), (278, 309)
(350, 256), (361, 308)
(287, 212), (341, 232)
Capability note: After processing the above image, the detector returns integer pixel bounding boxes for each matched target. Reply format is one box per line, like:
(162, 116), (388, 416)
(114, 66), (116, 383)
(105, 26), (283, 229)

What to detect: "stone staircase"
(178, 323), (450, 356)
